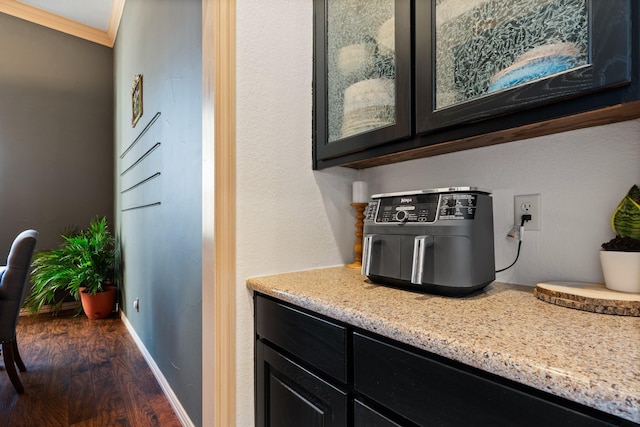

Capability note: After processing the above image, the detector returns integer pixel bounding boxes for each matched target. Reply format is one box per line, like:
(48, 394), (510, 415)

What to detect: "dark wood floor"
(0, 311), (182, 426)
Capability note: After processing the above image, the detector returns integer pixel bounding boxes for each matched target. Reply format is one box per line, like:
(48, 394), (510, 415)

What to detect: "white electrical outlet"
(514, 194), (541, 231)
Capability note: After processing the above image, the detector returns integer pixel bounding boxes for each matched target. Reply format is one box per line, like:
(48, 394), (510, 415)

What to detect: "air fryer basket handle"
(411, 235), (433, 285)
(361, 234), (379, 276)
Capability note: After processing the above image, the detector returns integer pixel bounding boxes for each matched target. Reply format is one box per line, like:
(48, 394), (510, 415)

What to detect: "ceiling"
(0, 0), (125, 47)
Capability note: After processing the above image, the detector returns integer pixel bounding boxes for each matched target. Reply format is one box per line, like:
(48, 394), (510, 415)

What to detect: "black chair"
(0, 230), (38, 393)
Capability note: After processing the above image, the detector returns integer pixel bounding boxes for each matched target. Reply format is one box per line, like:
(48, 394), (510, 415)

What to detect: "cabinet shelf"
(339, 100), (640, 169)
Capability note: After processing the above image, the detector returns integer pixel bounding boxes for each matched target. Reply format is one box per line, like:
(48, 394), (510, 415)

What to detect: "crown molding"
(0, 0), (125, 48)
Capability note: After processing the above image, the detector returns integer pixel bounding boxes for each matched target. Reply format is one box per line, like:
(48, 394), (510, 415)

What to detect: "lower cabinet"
(255, 293), (632, 427)
(256, 341), (348, 427)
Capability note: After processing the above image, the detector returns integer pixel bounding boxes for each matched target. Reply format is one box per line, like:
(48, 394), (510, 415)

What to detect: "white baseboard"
(120, 312), (195, 427)
(19, 301), (81, 316)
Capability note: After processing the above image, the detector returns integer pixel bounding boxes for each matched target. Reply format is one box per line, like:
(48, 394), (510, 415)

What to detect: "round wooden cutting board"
(534, 282), (640, 316)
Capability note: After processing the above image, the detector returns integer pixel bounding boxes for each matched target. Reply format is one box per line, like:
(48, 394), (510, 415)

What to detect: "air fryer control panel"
(365, 191), (480, 224)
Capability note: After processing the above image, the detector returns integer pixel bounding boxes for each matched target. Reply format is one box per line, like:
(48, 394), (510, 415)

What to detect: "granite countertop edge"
(246, 266), (640, 424)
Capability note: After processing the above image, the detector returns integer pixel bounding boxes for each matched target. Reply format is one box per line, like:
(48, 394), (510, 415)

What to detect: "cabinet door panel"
(313, 0), (412, 168)
(270, 375), (325, 427)
(416, 0), (633, 134)
(354, 400), (404, 427)
(256, 341), (348, 427)
(353, 332), (618, 427)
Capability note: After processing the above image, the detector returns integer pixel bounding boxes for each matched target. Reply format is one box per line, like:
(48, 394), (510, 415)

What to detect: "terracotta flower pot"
(79, 286), (117, 319)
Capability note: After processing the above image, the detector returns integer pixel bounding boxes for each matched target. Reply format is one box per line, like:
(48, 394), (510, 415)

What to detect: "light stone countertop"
(246, 266), (640, 424)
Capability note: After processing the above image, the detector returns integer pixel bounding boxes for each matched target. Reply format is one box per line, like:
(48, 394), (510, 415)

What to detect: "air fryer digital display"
(374, 193), (478, 223)
(376, 193), (439, 223)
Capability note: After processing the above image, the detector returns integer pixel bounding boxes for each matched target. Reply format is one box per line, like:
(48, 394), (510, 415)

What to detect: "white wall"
(236, 1), (640, 425)
(236, 1), (357, 425)
(362, 121), (640, 286)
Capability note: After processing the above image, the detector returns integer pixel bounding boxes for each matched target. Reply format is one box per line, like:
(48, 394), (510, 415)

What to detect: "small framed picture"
(132, 74), (143, 127)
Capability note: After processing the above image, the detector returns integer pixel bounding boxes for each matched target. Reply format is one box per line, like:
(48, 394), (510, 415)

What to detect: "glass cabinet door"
(416, 0), (632, 134)
(314, 0), (411, 168)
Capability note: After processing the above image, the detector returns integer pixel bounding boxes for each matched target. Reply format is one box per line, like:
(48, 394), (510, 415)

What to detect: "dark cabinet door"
(416, 0), (634, 134)
(256, 341), (348, 427)
(354, 400), (404, 427)
(313, 0), (412, 169)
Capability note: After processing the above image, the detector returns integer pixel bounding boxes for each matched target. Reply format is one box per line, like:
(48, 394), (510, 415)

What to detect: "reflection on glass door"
(327, 0), (397, 142)
(435, 0), (589, 110)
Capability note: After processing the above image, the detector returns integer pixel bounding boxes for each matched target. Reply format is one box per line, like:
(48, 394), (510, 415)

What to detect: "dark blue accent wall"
(114, 0), (203, 424)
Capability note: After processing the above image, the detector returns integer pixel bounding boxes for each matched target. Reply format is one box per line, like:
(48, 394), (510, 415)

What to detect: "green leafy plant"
(601, 185), (640, 252)
(24, 216), (115, 315)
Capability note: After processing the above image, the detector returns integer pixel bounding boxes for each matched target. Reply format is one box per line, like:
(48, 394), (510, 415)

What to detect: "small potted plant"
(24, 216), (117, 318)
(600, 185), (640, 293)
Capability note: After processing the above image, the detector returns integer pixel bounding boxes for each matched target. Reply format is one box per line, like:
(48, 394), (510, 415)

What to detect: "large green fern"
(23, 216), (115, 315)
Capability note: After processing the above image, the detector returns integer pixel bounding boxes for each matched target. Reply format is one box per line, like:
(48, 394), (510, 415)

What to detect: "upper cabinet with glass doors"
(313, 0), (411, 168)
(416, 0), (633, 133)
(313, 0), (640, 169)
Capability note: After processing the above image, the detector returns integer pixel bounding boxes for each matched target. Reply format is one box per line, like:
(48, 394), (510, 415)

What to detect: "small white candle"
(352, 181), (369, 203)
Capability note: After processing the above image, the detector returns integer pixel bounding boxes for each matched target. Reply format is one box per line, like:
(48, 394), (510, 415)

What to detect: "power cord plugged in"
(506, 225), (521, 241)
(506, 214), (532, 241)
(496, 214), (532, 273)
